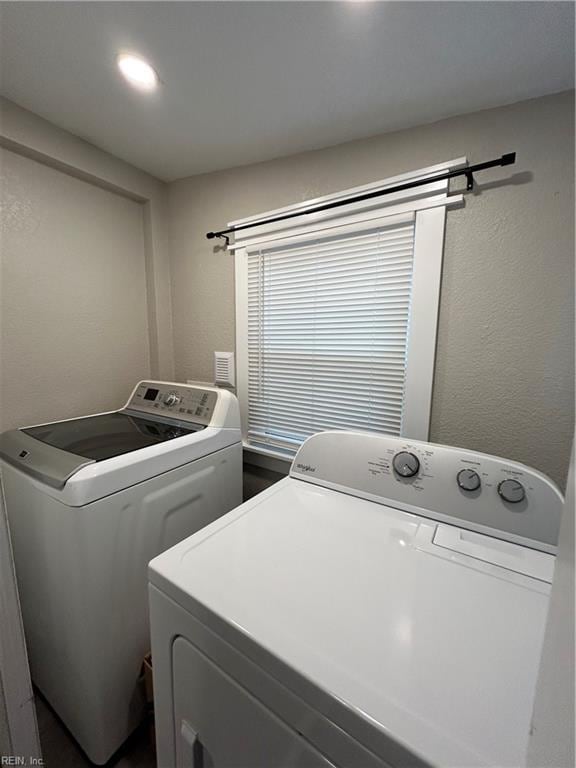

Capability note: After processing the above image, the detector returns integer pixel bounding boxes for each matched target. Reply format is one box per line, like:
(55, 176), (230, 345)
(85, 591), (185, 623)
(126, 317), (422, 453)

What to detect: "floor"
(242, 462), (285, 501)
(35, 693), (156, 768)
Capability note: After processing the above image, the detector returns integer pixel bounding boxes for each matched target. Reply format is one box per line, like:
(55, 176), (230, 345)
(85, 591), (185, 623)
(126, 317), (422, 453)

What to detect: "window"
(234, 159), (465, 459)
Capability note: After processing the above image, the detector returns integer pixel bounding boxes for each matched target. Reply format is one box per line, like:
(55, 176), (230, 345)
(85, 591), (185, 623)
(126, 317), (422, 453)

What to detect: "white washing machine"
(0, 380), (242, 764)
(149, 430), (563, 768)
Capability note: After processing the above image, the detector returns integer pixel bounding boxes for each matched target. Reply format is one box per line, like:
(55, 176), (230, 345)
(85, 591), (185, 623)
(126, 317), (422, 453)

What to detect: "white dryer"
(149, 430), (563, 768)
(0, 380), (242, 764)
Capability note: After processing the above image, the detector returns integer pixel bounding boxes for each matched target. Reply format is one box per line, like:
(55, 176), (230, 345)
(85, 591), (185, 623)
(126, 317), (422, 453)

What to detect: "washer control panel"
(291, 432), (563, 551)
(125, 381), (218, 426)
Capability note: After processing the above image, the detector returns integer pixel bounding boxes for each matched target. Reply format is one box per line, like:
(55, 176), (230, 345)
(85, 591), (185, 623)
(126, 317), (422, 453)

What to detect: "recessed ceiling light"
(117, 54), (159, 91)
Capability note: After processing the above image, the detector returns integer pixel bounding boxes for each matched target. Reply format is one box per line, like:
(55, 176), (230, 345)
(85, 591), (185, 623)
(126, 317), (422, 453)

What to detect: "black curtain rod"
(206, 152), (516, 246)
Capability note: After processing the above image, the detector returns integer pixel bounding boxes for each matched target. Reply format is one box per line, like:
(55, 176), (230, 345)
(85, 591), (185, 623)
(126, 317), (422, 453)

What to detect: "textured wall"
(0, 148), (151, 430)
(168, 91), (574, 488)
(0, 95), (175, 386)
(0, 670), (10, 757)
(0, 473), (41, 761)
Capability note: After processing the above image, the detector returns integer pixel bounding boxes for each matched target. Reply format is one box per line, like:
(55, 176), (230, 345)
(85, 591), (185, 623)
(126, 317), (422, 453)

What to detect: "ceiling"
(0, 2), (573, 181)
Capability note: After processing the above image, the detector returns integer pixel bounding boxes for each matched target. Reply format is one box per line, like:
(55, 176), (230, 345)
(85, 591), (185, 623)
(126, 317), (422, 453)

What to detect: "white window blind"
(246, 218), (416, 455)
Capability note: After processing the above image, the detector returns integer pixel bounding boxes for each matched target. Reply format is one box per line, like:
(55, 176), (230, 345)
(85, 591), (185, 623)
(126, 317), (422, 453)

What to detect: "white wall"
(0, 471), (41, 762)
(1, 148), (151, 429)
(0, 98), (175, 429)
(168, 91), (574, 488)
(0, 673), (10, 757)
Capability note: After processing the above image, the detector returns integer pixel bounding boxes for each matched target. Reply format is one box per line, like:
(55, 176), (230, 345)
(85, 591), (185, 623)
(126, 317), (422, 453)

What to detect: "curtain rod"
(206, 152), (516, 247)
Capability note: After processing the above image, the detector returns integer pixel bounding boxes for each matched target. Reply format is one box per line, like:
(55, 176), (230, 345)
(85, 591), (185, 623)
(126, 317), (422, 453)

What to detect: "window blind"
(246, 219), (416, 455)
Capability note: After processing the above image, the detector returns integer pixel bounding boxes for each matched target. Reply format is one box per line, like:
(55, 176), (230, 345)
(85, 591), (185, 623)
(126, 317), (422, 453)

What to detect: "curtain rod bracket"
(206, 152), (517, 246)
(207, 231), (230, 248)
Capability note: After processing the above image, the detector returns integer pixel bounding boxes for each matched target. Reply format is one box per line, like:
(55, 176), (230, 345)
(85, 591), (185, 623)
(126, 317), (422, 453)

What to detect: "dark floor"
(35, 693), (156, 768)
(243, 463), (285, 501)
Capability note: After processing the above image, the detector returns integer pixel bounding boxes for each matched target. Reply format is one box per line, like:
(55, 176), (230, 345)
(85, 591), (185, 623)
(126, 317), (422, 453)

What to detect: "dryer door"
(172, 637), (339, 768)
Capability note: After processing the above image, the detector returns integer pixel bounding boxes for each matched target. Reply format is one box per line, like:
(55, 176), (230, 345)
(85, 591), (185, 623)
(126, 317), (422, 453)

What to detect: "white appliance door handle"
(181, 720), (201, 768)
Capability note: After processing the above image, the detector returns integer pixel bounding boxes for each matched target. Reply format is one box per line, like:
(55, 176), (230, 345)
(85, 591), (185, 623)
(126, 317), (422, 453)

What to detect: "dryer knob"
(392, 451), (420, 478)
(457, 469), (481, 492)
(498, 478), (526, 504)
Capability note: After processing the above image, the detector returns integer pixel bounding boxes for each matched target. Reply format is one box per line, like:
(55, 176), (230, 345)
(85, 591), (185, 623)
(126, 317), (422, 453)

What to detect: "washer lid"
(22, 411), (202, 461)
(150, 478), (552, 768)
(0, 412), (202, 489)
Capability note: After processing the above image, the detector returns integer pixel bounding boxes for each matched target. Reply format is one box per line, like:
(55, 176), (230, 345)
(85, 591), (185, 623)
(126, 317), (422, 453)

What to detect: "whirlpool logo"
(296, 463), (316, 473)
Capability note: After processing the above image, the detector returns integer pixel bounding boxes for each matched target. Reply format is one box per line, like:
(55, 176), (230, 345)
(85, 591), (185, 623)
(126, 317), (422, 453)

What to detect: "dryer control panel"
(126, 381), (218, 426)
(291, 431), (564, 551)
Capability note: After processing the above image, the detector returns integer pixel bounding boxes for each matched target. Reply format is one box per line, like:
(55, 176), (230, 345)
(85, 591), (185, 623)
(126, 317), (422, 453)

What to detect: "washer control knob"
(163, 392), (180, 408)
(498, 478), (526, 504)
(392, 451), (420, 478)
(457, 469), (481, 492)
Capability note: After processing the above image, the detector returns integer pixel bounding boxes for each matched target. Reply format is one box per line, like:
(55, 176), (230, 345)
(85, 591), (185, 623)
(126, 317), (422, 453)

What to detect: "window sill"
(242, 443), (292, 476)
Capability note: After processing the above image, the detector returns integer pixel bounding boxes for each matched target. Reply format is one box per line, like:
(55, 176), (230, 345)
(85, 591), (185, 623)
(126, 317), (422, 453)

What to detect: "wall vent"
(214, 351), (235, 387)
